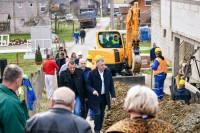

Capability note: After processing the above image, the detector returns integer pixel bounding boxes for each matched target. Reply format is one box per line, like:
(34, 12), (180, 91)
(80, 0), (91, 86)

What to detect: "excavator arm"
(125, 2), (140, 73)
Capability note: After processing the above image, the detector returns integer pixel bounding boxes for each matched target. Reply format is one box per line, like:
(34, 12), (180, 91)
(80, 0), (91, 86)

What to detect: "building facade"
(151, 0), (200, 81)
(0, 0), (51, 34)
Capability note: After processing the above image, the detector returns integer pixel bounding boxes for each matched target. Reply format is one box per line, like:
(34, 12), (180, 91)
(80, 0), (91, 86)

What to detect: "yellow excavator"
(88, 2), (141, 76)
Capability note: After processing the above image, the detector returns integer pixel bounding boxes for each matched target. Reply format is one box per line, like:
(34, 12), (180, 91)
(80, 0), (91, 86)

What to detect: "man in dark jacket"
(150, 43), (157, 61)
(59, 59), (86, 117)
(79, 58), (91, 118)
(80, 28), (86, 44)
(56, 52), (66, 86)
(87, 58), (116, 133)
(24, 87), (92, 133)
(172, 79), (191, 105)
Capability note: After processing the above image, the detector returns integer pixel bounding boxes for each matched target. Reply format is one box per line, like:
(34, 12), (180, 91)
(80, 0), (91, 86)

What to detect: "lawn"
(52, 20), (80, 42)
(0, 53), (41, 77)
(140, 50), (150, 54)
(140, 41), (151, 47)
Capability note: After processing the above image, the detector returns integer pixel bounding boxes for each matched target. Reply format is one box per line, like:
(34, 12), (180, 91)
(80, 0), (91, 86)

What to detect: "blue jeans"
(90, 109), (94, 118)
(74, 96), (82, 116)
(75, 38), (79, 44)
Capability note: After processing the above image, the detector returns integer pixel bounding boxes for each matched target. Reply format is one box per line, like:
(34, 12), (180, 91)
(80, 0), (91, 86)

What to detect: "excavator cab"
(97, 31), (124, 49)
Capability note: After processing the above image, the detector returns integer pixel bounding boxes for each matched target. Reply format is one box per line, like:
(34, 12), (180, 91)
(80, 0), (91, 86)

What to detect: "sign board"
(31, 26), (52, 52)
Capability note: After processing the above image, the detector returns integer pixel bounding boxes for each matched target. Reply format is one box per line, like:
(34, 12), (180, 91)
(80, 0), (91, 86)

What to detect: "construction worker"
(74, 28), (79, 44)
(172, 79), (191, 105)
(151, 48), (167, 100)
(112, 35), (120, 48)
(86, 54), (93, 68)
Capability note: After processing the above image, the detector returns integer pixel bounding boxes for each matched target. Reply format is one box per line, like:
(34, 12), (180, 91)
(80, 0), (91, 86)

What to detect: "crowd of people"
(0, 42), (193, 133)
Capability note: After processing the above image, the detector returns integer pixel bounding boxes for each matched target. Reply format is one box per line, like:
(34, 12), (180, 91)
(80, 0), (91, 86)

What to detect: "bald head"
(52, 87), (75, 107)
(79, 58), (87, 70)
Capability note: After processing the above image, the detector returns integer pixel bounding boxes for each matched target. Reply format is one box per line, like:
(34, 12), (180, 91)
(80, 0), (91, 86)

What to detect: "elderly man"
(87, 58), (116, 133)
(24, 87), (92, 133)
(59, 59), (86, 117)
(0, 64), (27, 133)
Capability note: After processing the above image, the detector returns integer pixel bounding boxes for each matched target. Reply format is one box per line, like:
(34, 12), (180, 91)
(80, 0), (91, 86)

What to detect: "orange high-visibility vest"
(154, 58), (167, 75)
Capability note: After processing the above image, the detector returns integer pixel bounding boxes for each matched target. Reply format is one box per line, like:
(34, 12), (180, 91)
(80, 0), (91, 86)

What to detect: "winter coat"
(86, 68), (116, 112)
(0, 84), (26, 133)
(106, 118), (174, 133)
(80, 30), (86, 38)
(59, 68), (86, 103)
(24, 108), (92, 133)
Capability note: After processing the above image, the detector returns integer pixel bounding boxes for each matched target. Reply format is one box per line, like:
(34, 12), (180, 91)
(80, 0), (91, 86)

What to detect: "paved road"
(67, 17), (110, 58)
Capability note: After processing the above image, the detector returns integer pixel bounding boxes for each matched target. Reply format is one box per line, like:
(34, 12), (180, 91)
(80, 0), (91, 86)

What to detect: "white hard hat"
(77, 51), (82, 56)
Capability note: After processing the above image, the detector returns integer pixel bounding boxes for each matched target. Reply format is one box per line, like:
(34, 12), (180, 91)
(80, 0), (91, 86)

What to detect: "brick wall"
(135, 0), (151, 12)
(151, 0), (200, 81)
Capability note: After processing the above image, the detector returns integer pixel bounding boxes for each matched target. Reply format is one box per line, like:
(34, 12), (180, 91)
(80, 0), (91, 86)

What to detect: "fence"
(23, 68), (45, 116)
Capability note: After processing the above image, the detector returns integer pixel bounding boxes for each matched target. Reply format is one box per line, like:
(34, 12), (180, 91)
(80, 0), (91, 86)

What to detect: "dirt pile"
(103, 82), (200, 133)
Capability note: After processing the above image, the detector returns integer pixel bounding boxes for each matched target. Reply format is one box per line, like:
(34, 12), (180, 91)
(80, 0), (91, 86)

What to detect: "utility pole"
(110, 0), (114, 30)
(100, 0), (103, 17)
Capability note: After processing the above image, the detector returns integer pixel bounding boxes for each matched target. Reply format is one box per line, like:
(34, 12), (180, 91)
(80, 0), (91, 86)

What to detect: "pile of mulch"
(103, 82), (200, 133)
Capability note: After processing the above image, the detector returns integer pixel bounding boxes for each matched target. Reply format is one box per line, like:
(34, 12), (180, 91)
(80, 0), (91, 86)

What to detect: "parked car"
(65, 14), (73, 21)
(114, 12), (120, 16)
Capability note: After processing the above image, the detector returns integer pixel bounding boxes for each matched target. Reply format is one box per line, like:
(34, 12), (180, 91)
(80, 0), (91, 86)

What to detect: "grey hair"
(96, 58), (104, 64)
(124, 85), (159, 116)
(79, 58), (87, 65)
(53, 87), (75, 107)
(3, 64), (24, 83)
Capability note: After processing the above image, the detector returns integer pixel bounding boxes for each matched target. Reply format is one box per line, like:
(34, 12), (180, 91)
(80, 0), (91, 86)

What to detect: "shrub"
(35, 45), (42, 65)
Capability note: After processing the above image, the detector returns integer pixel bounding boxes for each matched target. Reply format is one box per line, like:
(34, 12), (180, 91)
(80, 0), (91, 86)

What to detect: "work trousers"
(81, 37), (85, 44)
(94, 94), (107, 132)
(154, 73), (166, 100)
(45, 74), (54, 98)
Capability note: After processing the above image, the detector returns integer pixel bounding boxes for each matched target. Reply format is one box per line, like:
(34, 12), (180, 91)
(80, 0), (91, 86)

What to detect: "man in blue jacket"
(87, 58), (116, 133)
(172, 79), (191, 105)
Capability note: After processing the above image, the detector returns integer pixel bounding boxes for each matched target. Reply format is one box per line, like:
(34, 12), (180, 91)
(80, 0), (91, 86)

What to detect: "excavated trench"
(103, 82), (200, 133)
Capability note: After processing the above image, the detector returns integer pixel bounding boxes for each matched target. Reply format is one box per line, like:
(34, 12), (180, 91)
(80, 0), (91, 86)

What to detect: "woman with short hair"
(106, 85), (174, 133)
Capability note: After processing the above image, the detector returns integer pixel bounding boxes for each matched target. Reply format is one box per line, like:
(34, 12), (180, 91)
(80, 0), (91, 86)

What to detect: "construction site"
(0, 0), (200, 133)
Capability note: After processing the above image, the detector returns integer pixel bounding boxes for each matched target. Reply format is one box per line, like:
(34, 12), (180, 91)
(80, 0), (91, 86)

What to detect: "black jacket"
(24, 108), (92, 133)
(59, 68), (86, 103)
(86, 68), (116, 112)
(80, 30), (86, 38)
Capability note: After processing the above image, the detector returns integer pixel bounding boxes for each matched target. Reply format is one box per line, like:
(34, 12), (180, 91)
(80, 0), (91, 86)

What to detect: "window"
(40, 2), (46, 12)
(18, 2), (22, 8)
(29, 3), (33, 7)
(163, 29), (166, 37)
(145, 0), (151, 6)
(98, 32), (123, 48)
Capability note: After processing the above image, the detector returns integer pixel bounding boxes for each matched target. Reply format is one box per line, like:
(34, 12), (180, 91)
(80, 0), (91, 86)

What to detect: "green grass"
(52, 20), (80, 42)
(10, 34), (30, 40)
(140, 50), (150, 54)
(105, 25), (109, 30)
(140, 41), (151, 47)
(0, 53), (41, 77)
